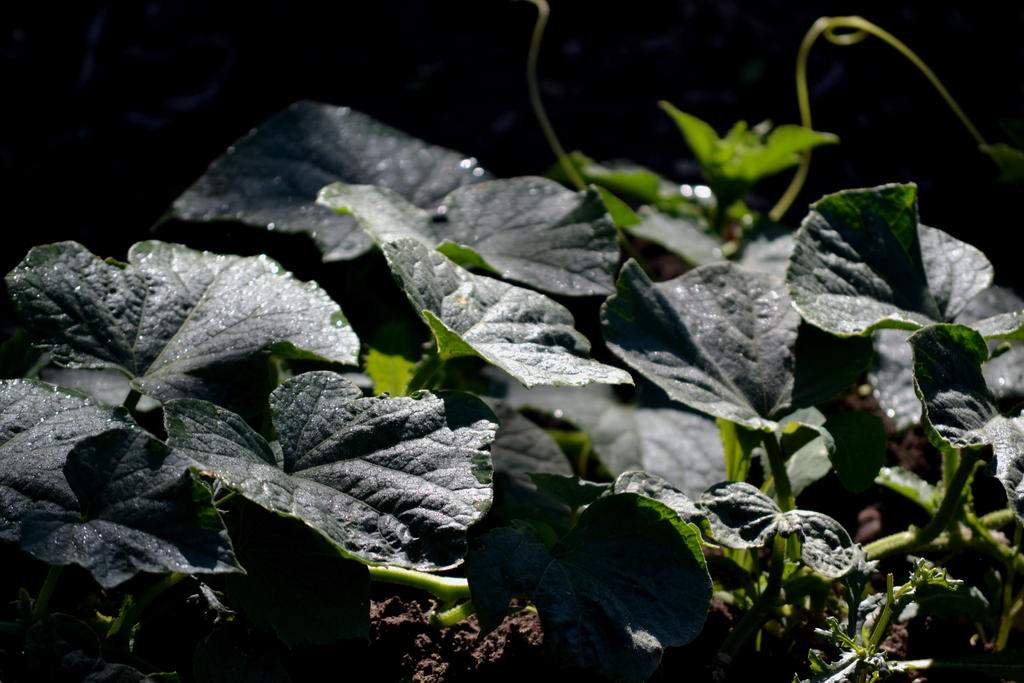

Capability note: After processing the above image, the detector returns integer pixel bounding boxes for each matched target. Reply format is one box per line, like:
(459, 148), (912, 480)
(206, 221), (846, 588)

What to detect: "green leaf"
(24, 614), (170, 682)
(596, 187), (642, 228)
(823, 412), (887, 493)
(659, 102), (837, 197)
(0, 379), (135, 542)
(546, 151), (677, 205)
(659, 102), (719, 169)
(622, 207), (724, 266)
(529, 473), (609, 511)
(170, 101), (489, 261)
(699, 482), (857, 577)
(910, 325), (1024, 522)
(491, 376), (725, 497)
(468, 494), (711, 681)
(487, 403), (573, 528)
(363, 318), (421, 396)
(735, 220), (794, 279)
(193, 625), (291, 683)
(869, 329), (922, 430)
(318, 177), (619, 296)
(788, 184), (994, 336)
(226, 503), (370, 646)
(19, 428), (240, 588)
(874, 466), (939, 513)
(718, 418), (761, 483)
(611, 470), (708, 530)
(382, 238), (633, 388)
(166, 371), (496, 569)
(731, 124), (838, 180)
(981, 142), (1024, 182)
(40, 367), (162, 412)
(6, 241), (359, 413)
(909, 324), (997, 448)
(602, 260), (867, 430)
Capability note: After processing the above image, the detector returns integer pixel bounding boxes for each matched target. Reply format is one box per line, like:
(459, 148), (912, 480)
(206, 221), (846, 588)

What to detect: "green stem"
(367, 566), (471, 604)
(762, 432), (794, 512)
(429, 600), (476, 628)
(995, 522), (1022, 651)
(213, 490), (238, 508)
(520, 0), (586, 191)
(980, 508), (1016, 529)
(111, 572), (188, 639)
(404, 349), (443, 395)
(864, 450), (979, 560)
(770, 15), (987, 222)
(715, 533), (787, 667)
(32, 565), (63, 621)
(866, 573), (896, 652)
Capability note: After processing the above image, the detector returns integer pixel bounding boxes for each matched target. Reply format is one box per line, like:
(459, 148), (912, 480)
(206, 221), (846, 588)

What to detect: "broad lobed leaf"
(166, 371), (497, 570)
(318, 176), (619, 296)
(6, 241), (359, 414)
(468, 494), (711, 682)
(170, 101), (490, 261)
(382, 238), (633, 388)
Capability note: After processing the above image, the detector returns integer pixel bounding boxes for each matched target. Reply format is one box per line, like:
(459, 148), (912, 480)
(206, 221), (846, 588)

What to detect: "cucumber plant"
(1, 100), (1022, 682)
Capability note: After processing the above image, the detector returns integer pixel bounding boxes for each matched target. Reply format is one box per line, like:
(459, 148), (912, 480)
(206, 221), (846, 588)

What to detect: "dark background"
(3, 1), (1022, 284)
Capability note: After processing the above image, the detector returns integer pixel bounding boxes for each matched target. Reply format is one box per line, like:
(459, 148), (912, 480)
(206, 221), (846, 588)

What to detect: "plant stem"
(762, 432), (794, 512)
(429, 600), (476, 628)
(864, 449), (979, 560)
(123, 388), (142, 413)
(995, 521), (1022, 651)
(980, 508), (1016, 529)
(367, 566), (472, 604)
(32, 565), (63, 621)
(770, 15), (988, 222)
(404, 349), (443, 395)
(715, 533), (787, 667)
(866, 573), (896, 652)
(520, 0), (586, 191)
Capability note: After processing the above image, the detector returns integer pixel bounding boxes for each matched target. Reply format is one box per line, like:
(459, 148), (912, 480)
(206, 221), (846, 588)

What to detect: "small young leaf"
(699, 482), (857, 577)
(170, 101), (489, 261)
(699, 482), (782, 548)
(19, 428), (241, 588)
(166, 371), (496, 569)
(7, 241), (359, 413)
(382, 238), (633, 388)
(659, 102), (720, 170)
(468, 494), (711, 682)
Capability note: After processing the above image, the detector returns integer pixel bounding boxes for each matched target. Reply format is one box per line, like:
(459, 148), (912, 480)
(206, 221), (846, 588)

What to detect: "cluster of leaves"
(1, 101), (1023, 682)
